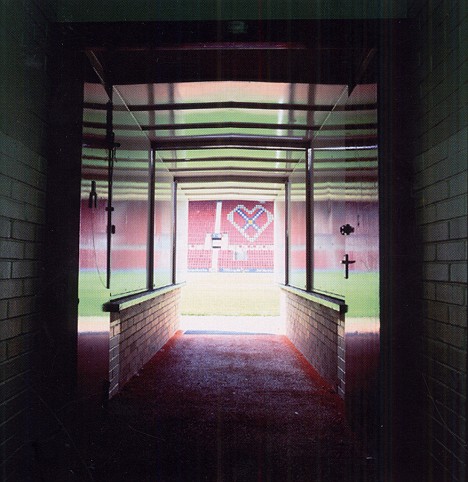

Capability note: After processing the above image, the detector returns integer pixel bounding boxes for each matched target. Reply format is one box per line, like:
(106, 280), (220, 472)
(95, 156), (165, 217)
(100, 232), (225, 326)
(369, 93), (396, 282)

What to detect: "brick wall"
(0, 1), (55, 479)
(109, 288), (181, 397)
(409, 1), (467, 480)
(282, 288), (345, 397)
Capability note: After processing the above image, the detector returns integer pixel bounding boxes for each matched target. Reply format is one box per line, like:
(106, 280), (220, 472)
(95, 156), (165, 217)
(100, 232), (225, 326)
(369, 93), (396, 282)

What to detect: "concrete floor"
(180, 315), (285, 334)
(33, 330), (377, 481)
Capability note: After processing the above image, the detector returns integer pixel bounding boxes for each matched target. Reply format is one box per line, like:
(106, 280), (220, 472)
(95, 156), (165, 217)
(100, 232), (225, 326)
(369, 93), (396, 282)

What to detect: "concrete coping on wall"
(280, 284), (347, 314)
(102, 282), (186, 313)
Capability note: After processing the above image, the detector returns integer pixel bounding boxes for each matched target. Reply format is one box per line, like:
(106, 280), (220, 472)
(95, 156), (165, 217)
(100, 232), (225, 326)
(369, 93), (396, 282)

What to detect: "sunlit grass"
(181, 272), (280, 316)
(78, 270), (379, 318)
(78, 270), (146, 317)
(314, 271), (379, 318)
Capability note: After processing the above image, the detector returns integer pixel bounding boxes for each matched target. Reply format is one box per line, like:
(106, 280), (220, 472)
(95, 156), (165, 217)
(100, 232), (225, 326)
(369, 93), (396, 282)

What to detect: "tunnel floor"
(42, 331), (376, 481)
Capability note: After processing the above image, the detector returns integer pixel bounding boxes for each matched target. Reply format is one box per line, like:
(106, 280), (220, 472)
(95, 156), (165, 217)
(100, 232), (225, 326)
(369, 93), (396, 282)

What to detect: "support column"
(172, 180), (178, 284)
(44, 32), (85, 400)
(378, 19), (423, 481)
(284, 181), (290, 286)
(305, 147), (314, 292)
(147, 150), (156, 289)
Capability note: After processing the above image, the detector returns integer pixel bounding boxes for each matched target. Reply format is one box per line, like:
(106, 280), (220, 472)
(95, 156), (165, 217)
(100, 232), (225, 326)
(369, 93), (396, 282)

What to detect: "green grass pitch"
(79, 270), (379, 318)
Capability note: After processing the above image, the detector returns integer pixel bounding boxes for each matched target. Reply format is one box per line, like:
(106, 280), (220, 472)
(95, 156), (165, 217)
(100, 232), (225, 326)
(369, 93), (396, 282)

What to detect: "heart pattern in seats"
(227, 204), (274, 242)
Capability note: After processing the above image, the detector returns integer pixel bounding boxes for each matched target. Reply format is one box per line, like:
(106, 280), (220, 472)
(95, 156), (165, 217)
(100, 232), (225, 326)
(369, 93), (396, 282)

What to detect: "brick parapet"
(282, 289), (345, 398)
(109, 288), (181, 396)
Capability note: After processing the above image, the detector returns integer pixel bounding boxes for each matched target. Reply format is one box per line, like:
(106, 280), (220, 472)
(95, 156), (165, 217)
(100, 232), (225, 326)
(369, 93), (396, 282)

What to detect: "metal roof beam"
(167, 166), (294, 173)
(175, 175), (288, 184)
(180, 185), (280, 191)
(83, 134), (376, 151)
(84, 121), (376, 132)
(152, 134), (310, 150)
(157, 156), (376, 164)
(84, 101), (377, 113)
(158, 156), (300, 164)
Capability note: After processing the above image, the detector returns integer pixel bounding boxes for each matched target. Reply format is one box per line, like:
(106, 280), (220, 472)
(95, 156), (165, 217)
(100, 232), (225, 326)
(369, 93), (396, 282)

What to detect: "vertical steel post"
(147, 150), (156, 290)
(305, 147), (314, 292)
(172, 180), (178, 285)
(105, 97), (114, 289)
(285, 180), (290, 286)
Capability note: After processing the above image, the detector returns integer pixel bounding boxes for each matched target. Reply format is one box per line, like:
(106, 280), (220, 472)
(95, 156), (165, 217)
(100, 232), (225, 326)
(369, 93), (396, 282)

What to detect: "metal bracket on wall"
(340, 224), (355, 235)
(88, 180), (98, 209)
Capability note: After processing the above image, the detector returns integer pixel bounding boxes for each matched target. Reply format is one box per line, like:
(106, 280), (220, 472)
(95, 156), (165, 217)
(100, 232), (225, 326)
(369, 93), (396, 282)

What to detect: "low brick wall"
(109, 287), (181, 397)
(282, 288), (345, 397)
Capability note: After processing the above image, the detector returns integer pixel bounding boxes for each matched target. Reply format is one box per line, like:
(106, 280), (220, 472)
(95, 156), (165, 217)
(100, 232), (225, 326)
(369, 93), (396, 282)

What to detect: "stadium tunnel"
(54, 15), (394, 474)
(4, 3), (466, 480)
(72, 18), (382, 459)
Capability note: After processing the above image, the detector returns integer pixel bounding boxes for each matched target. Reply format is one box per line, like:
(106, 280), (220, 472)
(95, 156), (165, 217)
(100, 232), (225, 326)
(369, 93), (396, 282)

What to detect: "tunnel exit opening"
(179, 199), (284, 334)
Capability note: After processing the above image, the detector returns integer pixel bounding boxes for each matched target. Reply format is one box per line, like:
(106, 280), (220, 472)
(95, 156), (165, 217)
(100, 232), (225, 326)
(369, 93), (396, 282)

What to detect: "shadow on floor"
(34, 332), (377, 481)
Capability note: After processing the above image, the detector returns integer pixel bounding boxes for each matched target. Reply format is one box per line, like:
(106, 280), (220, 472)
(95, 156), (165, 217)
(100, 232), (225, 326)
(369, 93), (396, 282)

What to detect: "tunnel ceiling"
(73, 21), (379, 201)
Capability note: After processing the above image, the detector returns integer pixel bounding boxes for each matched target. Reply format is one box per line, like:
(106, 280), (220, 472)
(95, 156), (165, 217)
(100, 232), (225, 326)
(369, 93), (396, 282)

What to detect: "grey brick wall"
(282, 289), (345, 397)
(409, 0), (467, 480)
(0, 1), (54, 478)
(109, 288), (181, 397)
